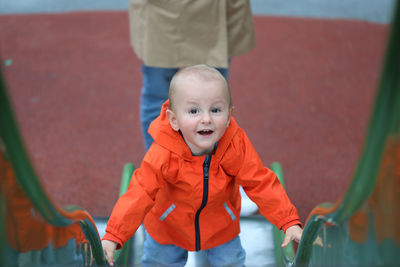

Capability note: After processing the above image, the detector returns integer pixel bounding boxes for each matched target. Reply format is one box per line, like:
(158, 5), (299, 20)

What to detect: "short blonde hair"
(168, 64), (232, 110)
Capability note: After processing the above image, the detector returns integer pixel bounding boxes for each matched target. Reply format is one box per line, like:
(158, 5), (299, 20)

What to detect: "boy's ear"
(227, 106), (234, 127)
(166, 108), (179, 131)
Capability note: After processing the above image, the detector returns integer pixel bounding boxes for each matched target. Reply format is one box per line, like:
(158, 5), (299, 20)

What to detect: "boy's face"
(167, 74), (232, 156)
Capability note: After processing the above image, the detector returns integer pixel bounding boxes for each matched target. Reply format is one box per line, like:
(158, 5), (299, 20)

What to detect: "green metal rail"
(270, 162), (296, 266)
(113, 163), (135, 266)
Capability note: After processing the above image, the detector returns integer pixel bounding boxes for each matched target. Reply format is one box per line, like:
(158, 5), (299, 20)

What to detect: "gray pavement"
(0, 0), (128, 13)
(0, 0), (397, 23)
(251, 0), (396, 23)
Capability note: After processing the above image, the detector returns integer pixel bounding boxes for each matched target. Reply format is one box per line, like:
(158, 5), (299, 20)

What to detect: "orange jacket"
(103, 101), (301, 251)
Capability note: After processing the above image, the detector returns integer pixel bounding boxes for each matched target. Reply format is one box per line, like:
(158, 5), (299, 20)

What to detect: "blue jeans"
(140, 63), (230, 150)
(142, 230), (246, 267)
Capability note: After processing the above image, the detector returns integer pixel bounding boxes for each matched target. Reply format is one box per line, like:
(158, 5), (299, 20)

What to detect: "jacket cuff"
(102, 232), (124, 250)
(281, 219), (302, 233)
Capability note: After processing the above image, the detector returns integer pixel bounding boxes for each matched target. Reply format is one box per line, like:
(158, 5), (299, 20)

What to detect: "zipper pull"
(203, 155), (211, 179)
(204, 170), (209, 179)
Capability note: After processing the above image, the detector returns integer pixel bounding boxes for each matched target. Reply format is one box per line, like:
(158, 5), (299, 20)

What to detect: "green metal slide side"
(274, 1), (400, 266)
(0, 68), (107, 266)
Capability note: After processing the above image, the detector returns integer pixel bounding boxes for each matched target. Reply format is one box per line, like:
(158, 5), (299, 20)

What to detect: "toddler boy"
(102, 64), (302, 266)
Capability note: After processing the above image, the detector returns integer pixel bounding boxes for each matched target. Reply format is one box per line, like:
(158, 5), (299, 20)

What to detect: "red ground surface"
(0, 12), (388, 222)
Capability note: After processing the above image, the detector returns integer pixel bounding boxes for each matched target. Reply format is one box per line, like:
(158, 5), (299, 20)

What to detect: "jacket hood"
(148, 100), (240, 161)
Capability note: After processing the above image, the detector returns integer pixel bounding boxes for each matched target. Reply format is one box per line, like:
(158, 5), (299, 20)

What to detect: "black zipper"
(194, 154), (211, 251)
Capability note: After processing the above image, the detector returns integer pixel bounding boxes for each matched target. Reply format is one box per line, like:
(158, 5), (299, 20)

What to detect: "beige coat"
(128, 0), (255, 68)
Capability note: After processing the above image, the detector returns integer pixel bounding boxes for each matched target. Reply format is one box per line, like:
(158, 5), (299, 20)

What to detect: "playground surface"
(0, 1), (391, 223)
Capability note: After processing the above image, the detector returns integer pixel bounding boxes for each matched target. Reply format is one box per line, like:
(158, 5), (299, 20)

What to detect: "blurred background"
(0, 0), (396, 223)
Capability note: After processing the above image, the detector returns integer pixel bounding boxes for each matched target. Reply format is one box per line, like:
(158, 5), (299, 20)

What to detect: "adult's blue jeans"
(140, 63), (230, 150)
(142, 230), (246, 267)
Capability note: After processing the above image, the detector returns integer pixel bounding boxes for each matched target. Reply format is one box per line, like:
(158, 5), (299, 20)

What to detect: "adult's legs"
(140, 64), (179, 150)
(216, 67), (229, 81)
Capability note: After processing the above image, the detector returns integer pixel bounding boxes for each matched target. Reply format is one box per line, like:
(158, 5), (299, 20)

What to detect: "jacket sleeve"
(235, 130), (302, 231)
(102, 145), (167, 248)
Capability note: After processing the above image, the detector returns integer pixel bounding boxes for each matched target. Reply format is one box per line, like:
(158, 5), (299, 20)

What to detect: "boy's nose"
(201, 112), (211, 123)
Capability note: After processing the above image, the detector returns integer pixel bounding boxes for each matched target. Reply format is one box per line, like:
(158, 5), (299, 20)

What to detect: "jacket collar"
(148, 100), (240, 161)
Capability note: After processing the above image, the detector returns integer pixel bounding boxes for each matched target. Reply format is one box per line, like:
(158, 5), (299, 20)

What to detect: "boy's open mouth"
(198, 130), (213, 136)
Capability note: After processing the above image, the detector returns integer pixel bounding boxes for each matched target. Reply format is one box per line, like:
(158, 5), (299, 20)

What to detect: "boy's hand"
(101, 240), (118, 266)
(281, 225), (303, 247)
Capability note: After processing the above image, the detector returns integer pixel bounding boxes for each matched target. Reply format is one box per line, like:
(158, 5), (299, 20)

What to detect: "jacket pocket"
(224, 202), (237, 221)
(159, 203), (176, 221)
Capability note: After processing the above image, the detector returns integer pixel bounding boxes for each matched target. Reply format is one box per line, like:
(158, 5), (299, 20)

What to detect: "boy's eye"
(211, 108), (221, 113)
(189, 108), (199, 114)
